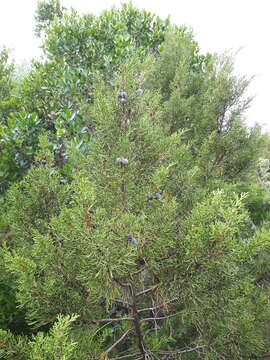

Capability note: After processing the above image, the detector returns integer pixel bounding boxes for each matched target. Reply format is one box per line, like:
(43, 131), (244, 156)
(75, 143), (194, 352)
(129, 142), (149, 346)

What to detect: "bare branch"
(146, 350), (161, 360)
(154, 344), (206, 357)
(138, 298), (178, 313)
(113, 277), (131, 288)
(135, 285), (158, 297)
(106, 327), (134, 354)
(79, 316), (134, 323)
(127, 282), (147, 357)
(131, 266), (146, 276)
(112, 345), (205, 360)
(142, 311), (181, 322)
(109, 278), (148, 356)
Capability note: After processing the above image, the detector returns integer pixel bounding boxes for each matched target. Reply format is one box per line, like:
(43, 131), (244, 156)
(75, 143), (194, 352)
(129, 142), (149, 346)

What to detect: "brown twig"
(127, 282), (147, 358)
(135, 285), (158, 297)
(106, 327), (134, 354)
(131, 266), (147, 276)
(113, 277), (131, 288)
(142, 311), (181, 322)
(154, 344), (206, 356)
(79, 316), (134, 324)
(137, 298), (178, 313)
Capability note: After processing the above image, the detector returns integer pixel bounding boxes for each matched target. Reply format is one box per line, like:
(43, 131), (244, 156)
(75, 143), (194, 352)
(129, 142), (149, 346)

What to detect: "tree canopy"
(0, 2), (270, 359)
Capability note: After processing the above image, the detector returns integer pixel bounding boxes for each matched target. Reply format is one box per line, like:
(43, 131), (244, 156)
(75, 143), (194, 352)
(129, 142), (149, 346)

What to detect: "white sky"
(0, 0), (269, 132)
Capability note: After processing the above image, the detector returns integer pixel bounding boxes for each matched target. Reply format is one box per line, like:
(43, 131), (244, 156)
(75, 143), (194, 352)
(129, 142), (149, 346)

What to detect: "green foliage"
(0, 48), (13, 100)
(3, 148), (70, 246)
(0, 314), (77, 359)
(28, 314), (78, 360)
(43, 2), (170, 73)
(146, 30), (212, 100)
(226, 182), (270, 226)
(0, 47), (18, 122)
(163, 191), (268, 359)
(2, 58), (269, 358)
(35, 0), (66, 38)
(0, 112), (42, 191)
(159, 48), (252, 139)
(0, 329), (28, 359)
(18, 58), (92, 121)
(145, 34), (263, 186)
(0, 3), (173, 192)
(0, 3), (269, 359)
(0, 268), (28, 334)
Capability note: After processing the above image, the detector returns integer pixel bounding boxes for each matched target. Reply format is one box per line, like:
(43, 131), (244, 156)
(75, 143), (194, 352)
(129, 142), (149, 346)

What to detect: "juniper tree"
(1, 56), (269, 359)
(146, 33), (262, 184)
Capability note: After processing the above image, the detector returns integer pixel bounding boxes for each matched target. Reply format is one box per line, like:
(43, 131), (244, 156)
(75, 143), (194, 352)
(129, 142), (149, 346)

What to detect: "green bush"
(1, 58), (268, 359)
(0, 112), (42, 192)
(0, 2), (269, 359)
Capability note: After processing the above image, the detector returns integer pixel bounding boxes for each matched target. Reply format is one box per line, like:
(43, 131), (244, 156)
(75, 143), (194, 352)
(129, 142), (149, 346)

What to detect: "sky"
(0, 0), (269, 132)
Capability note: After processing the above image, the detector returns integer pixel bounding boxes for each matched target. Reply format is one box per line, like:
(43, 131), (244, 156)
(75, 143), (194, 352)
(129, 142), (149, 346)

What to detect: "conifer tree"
(1, 56), (269, 359)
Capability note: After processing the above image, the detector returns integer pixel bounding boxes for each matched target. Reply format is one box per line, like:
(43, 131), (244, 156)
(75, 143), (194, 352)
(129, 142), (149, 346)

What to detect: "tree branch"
(135, 285), (158, 297)
(142, 311), (181, 322)
(113, 277), (131, 288)
(106, 327), (134, 354)
(154, 344), (206, 357)
(127, 282), (147, 357)
(137, 298), (178, 313)
(79, 316), (134, 323)
(131, 266), (146, 276)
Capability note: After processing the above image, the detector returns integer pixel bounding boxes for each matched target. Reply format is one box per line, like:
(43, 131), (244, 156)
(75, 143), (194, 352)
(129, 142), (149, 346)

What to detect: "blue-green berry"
(135, 88), (143, 95)
(119, 98), (127, 104)
(116, 157), (128, 165)
(127, 234), (137, 244)
(118, 91), (127, 98)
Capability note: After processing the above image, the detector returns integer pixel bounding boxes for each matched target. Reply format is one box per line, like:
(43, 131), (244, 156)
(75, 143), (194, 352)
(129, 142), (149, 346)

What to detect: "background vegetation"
(1, 1), (270, 359)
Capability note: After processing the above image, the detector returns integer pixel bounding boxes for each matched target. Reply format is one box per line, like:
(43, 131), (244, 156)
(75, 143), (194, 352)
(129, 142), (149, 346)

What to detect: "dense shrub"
(0, 2), (270, 359)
